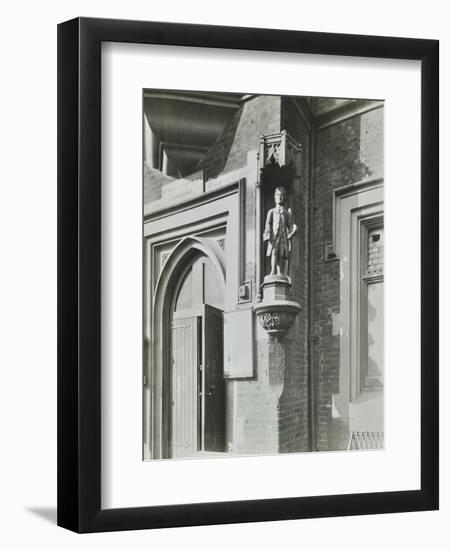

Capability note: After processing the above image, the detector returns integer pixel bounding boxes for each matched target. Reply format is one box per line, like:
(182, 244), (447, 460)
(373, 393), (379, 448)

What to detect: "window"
(360, 221), (384, 391)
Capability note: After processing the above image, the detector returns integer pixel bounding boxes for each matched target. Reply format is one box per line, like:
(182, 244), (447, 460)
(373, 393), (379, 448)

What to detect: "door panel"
(203, 304), (225, 452)
(170, 316), (199, 458)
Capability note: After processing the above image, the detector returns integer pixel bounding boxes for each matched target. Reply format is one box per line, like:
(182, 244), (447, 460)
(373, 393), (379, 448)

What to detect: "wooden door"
(170, 316), (199, 458)
(202, 304), (225, 452)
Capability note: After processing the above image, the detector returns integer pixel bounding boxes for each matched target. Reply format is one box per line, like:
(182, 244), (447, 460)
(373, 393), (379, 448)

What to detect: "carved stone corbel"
(254, 275), (301, 340)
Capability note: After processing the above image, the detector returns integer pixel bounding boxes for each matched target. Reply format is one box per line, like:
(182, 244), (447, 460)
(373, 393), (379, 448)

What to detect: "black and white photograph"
(143, 91), (384, 460)
(0, 0), (443, 543)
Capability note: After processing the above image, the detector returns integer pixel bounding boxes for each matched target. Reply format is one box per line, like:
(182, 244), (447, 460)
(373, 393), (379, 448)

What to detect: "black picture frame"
(57, 17), (439, 533)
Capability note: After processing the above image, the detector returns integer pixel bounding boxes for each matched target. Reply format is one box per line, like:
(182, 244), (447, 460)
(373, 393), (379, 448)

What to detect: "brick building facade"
(143, 92), (384, 459)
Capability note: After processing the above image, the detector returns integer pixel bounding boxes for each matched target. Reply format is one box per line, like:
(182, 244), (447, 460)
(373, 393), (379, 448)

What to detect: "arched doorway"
(150, 236), (226, 459)
(169, 254), (225, 458)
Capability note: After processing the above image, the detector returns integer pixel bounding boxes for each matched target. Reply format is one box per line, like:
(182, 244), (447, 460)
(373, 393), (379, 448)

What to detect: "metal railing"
(347, 431), (384, 450)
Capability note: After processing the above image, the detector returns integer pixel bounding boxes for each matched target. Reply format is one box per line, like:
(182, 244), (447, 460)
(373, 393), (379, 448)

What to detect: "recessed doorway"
(169, 255), (225, 458)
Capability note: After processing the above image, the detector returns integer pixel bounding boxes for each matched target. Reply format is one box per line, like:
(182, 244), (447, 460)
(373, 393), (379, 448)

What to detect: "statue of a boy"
(263, 186), (297, 277)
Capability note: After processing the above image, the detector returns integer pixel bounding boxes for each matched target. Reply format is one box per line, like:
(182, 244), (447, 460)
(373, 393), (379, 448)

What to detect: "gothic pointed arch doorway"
(150, 236), (227, 459)
(170, 254), (225, 458)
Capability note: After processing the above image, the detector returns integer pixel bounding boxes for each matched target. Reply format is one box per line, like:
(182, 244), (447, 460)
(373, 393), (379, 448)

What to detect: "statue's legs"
(270, 251), (289, 276)
(270, 252), (277, 275)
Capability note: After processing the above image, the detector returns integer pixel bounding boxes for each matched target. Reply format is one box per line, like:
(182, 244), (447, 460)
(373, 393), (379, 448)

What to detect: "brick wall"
(312, 106), (384, 450)
(231, 322), (279, 455)
(199, 96), (281, 182)
(278, 98), (310, 452)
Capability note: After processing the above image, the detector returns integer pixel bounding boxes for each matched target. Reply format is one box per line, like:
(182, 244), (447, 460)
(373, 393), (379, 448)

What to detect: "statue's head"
(274, 186), (287, 205)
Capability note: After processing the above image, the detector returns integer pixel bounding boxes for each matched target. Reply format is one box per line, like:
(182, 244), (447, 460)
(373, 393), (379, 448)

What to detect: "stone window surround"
(331, 178), (384, 432)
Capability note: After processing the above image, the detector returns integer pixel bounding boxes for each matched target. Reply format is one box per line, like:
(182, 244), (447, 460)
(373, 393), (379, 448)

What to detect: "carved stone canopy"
(260, 130), (302, 169)
(259, 130), (302, 192)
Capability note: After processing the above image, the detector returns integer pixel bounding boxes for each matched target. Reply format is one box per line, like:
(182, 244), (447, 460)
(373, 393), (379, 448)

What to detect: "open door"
(202, 304), (225, 452)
